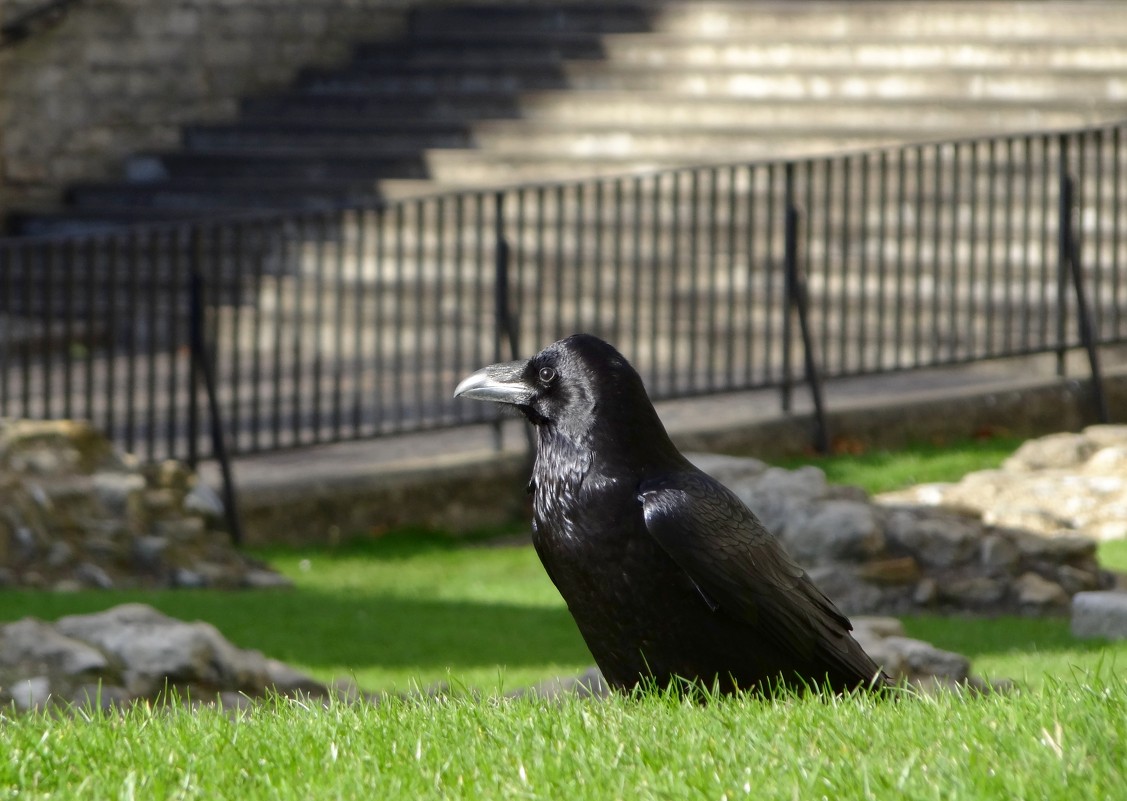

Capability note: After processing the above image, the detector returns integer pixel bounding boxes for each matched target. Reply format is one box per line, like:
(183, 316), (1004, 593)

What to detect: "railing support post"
(492, 191), (523, 452)
(783, 164), (831, 454)
(189, 232), (245, 547)
(1058, 172), (1110, 423)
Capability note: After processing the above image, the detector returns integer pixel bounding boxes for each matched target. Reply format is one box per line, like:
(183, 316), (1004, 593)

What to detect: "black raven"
(454, 334), (890, 695)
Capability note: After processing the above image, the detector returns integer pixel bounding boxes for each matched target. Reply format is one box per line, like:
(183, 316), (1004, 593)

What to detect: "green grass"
(2, 435), (1127, 799)
(0, 532), (592, 695)
(2, 675), (1125, 800)
(774, 433), (1025, 494)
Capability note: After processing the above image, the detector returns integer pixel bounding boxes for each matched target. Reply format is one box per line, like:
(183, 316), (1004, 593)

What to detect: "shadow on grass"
(900, 615), (1118, 662)
(0, 588), (590, 672)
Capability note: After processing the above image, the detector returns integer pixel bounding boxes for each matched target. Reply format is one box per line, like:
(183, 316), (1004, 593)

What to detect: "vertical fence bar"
(188, 252), (244, 546)
(784, 163), (829, 453)
(1057, 136), (1071, 376)
(1060, 173), (1110, 423)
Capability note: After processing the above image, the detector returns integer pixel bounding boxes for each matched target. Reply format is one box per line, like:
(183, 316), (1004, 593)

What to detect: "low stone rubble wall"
(692, 432), (1123, 616)
(0, 603), (994, 712)
(0, 419), (288, 590)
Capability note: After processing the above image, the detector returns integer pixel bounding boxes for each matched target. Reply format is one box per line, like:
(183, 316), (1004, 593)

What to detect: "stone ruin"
(3, 422), (1125, 712)
(0, 603), (989, 713)
(690, 426), (1126, 617)
(0, 419), (288, 591)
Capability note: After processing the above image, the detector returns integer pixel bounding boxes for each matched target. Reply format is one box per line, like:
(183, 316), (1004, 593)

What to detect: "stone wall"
(0, 418), (288, 589)
(0, 0), (409, 216)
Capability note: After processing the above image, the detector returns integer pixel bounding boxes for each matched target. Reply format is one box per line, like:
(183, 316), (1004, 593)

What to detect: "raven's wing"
(639, 469), (882, 681)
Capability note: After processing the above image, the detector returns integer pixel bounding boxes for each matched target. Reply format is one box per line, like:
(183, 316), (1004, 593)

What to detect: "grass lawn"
(2, 434), (1126, 799)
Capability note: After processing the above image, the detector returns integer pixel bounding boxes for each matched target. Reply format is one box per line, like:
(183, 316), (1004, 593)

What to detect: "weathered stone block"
(1071, 591), (1127, 640)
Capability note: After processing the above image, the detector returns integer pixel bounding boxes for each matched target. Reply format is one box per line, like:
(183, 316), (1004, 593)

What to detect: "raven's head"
(454, 334), (672, 452)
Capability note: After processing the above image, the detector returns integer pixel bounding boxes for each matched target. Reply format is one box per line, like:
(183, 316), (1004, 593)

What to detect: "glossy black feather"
(458, 334), (890, 695)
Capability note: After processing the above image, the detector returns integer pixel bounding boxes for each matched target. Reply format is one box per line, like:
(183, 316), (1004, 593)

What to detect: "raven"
(455, 334), (890, 695)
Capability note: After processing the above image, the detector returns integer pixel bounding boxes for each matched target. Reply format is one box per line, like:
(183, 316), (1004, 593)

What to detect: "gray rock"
(184, 483), (224, 519)
(242, 569), (293, 589)
(739, 465), (829, 535)
(0, 618), (110, 675)
(785, 500), (884, 565)
(1079, 424), (1127, 449)
(1071, 591), (1127, 639)
(8, 677), (51, 711)
(1057, 564), (1103, 594)
(979, 533), (1021, 571)
(75, 562), (115, 589)
(91, 472), (146, 516)
(1003, 433), (1097, 472)
(1009, 529), (1096, 561)
(867, 636), (971, 683)
(55, 604), (261, 695)
(885, 511), (980, 568)
(1014, 572), (1069, 607)
(940, 577), (1007, 606)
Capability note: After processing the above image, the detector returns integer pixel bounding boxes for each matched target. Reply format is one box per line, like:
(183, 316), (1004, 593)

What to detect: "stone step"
(66, 181), (383, 212)
(594, 35), (1127, 71)
(409, 3), (1127, 40)
(238, 91), (1113, 136)
(310, 61), (1127, 102)
(173, 118), (1071, 163)
(123, 151), (429, 184)
(181, 121), (476, 153)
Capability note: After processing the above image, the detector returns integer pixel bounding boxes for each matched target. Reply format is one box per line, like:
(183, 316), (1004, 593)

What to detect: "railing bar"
(875, 151), (888, 370)
(649, 175), (662, 392)
(332, 212), (347, 441)
(724, 165), (738, 386)
(912, 146), (924, 366)
(1019, 137), (1033, 352)
(593, 179), (604, 339)
(1003, 137), (1015, 353)
(164, 231), (182, 458)
(612, 178), (625, 356)
(433, 197), (447, 427)
(534, 186), (547, 356)
(554, 184), (566, 340)
(1113, 126), (1123, 337)
(290, 218), (307, 447)
(705, 167), (719, 390)
(143, 231), (160, 460)
(840, 157), (852, 373)
(985, 139), (998, 356)
(1093, 128), (1105, 335)
(103, 236), (120, 443)
(930, 145), (943, 364)
(244, 222), (261, 452)
(894, 148), (906, 370)
(227, 224), (244, 454)
(414, 199), (427, 430)
(0, 245), (11, 413)
(575, 182), (586, 333)
(62, 239), (76, 421)
(349, 209), (367, 436)
(374, 206), (388, 432)
(270, 223), (286, 449)
(630, 177), (643, 370)
(311, 214), (327, 443)
(948, 143), (962, 361)
(394, 202), (407, 434)
(687, 170), (700, 391)
(40, 245), (56, 419)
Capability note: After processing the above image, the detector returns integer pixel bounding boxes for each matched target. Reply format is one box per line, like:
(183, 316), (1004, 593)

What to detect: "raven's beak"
(453, 359), (536, 405)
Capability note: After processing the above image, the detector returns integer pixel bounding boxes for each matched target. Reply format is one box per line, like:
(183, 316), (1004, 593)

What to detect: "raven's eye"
(538, 367), (557, 385)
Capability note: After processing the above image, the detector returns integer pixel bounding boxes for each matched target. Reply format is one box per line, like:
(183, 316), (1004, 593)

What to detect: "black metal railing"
(1, 121), (1125, 464)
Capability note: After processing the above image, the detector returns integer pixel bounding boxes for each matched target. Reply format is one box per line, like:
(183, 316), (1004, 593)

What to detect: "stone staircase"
(11, 1), (1127, 235)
